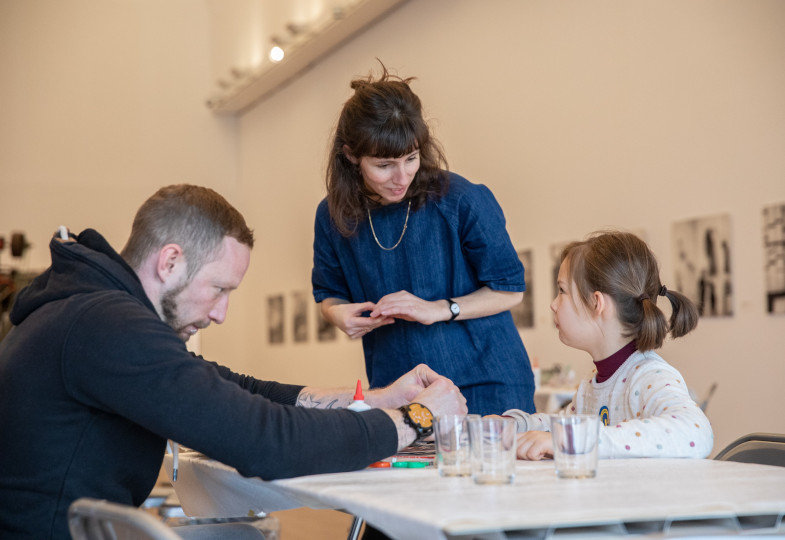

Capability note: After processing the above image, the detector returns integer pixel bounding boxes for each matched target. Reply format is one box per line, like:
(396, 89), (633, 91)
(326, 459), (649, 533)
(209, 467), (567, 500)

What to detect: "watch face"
(407, 403), (433, 429)
(450, 302), (460, 315)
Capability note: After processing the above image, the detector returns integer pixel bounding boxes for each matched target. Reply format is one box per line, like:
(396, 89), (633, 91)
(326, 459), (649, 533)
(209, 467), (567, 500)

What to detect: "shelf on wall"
(207, 0), (409, 115)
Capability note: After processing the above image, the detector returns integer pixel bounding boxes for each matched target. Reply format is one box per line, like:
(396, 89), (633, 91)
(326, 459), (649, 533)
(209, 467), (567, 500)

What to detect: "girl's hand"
(324, 301), (394, 339)
(516, 431), (553, 460)
(370, 290), (449, 325)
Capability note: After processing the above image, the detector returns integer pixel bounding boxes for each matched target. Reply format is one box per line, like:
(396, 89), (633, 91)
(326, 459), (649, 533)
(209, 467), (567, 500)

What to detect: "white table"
(164, 452), (785, 539)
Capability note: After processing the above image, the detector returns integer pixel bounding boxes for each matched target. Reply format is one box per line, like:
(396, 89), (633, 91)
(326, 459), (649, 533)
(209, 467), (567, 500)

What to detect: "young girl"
(506, 231), (713, 459)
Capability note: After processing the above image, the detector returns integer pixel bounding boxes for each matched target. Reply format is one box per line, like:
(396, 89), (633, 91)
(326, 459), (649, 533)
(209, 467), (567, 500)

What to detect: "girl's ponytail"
(661, 287), (699, 339)
(636, 296), (668, 351)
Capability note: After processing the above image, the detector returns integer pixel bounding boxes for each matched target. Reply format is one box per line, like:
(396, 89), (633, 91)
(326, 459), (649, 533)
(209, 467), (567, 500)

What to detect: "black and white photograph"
(672, 214), (733, 317)
(292, 291), (309, 343)
(763, 202), (785, 315)
(511, 249), (534, 328)
(267, 294), (284, 344)
(550, 240), (573, 305)
(316, 303), (337, 341)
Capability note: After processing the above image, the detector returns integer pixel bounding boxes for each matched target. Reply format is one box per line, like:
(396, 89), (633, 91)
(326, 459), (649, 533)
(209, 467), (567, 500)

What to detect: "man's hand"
(516, 431), (553, 460)
(409, 378), (467, 419)
(366, 363), (450, 409)
(383, 374), (467, 450)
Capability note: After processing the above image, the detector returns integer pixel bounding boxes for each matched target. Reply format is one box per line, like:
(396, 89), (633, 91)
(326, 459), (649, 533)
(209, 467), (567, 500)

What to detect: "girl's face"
(358, 150), (420, 205)
(550, 259), (596, 352)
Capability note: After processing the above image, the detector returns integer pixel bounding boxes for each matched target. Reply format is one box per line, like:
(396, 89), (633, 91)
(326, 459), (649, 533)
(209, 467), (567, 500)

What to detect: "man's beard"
(161, 281), (187, 332)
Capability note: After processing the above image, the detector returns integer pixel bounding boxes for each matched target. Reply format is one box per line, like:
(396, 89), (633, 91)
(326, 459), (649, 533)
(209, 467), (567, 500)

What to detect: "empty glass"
(468, 416), (517, 484)
(434, 414), (478, 477)
(550, 414), (600, 479)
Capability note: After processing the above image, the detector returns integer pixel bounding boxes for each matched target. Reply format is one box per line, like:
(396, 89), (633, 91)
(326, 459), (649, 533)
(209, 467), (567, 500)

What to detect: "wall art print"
(763, 202), (785, 315)
(267, 294), (284, 344)
(292, 290), (309, 343)
(511, 248), (534, 328)
(672, 214), (733, 317)
(316, 303), (338, 341)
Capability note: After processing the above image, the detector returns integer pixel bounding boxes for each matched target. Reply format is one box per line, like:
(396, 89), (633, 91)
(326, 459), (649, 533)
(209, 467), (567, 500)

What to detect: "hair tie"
(658, 285), (668, 297)
(637, 294), (649, 303)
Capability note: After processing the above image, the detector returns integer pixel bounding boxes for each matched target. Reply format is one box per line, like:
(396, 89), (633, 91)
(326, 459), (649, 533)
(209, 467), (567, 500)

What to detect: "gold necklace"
(367, 200), (411, 251)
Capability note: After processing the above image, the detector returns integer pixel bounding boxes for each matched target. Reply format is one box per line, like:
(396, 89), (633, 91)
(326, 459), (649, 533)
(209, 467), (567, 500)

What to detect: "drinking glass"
(550, 414), (600, 479)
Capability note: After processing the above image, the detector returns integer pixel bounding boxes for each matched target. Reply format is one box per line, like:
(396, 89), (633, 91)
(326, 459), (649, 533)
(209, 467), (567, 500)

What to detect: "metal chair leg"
(347, 515), (364, 540)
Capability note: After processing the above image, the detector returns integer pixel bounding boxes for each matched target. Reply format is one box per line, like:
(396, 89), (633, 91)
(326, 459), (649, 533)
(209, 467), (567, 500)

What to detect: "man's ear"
(155, 244), (186, 284)
(342, 144), (359, 165)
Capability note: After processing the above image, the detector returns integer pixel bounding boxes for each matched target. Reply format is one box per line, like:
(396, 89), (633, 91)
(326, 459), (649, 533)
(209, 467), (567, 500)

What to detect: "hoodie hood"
(10, 229), (155, 325)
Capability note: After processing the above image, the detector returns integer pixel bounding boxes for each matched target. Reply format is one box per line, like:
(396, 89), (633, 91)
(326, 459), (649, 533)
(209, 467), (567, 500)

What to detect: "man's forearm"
(295, 386), (353, 409)
(295, 384), (400, 409)
(296, 387), (418, 450)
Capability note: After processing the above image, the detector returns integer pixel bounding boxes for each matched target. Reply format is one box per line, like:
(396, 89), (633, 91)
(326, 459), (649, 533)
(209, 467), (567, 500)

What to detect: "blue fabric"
(312, 172), (535, 416)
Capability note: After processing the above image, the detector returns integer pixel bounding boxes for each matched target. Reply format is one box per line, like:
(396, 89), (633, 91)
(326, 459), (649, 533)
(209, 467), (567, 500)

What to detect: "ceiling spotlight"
(269, 45), (285, 63)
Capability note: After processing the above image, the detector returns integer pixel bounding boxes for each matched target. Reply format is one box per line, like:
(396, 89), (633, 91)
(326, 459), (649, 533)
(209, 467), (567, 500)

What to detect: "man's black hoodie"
(0, 229), (396, 539)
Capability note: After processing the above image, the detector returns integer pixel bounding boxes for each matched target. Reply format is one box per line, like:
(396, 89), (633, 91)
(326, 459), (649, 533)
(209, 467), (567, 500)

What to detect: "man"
(0, 185), (466, 539)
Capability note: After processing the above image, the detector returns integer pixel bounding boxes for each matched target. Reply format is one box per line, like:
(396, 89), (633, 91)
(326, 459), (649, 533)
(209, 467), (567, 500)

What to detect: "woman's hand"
(516, 431), (553, 461)
(370, 290), (449, 325)
(321, 299), (394, 339)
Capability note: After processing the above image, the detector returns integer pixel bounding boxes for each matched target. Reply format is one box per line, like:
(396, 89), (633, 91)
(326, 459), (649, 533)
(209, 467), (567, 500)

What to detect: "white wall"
(2, 0), (784, 457)
(230, 0), (785, 455)
(0, 0), (238, 269)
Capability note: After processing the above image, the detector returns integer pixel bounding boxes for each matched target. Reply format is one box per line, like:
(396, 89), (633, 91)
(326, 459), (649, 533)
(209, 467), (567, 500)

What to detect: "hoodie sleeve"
(61, 292), (397, 479)
(209, 359), (304, 405)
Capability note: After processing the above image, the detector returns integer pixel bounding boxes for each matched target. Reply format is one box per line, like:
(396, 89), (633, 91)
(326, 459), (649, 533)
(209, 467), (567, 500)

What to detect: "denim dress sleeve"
(312, 198), (351, 303)
(446, 180), (525, 292)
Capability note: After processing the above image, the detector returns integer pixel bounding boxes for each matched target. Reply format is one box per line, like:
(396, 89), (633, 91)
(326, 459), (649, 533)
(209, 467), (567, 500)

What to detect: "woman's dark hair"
(561, 231), (698, 351)
(326, 63), (448, 236)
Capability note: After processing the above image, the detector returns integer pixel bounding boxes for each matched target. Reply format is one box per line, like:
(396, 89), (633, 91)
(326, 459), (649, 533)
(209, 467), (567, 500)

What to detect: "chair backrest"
(69, 498), (182, 540)
(714, 432), (785, 467)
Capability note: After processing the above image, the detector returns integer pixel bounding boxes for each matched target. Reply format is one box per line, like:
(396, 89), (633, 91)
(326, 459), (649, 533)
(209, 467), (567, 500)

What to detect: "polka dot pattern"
(549, 350), (712, 459)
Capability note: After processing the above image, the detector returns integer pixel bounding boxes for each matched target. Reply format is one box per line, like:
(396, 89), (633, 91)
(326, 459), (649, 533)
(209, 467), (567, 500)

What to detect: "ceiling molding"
(207, 0), (409, 115)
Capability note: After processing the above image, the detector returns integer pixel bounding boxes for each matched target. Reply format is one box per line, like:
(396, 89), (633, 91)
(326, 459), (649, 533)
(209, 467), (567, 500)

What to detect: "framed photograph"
(267, 294), (284, 344)
(550, 240), (573, 305)
(316, 303), (337, 341)
(292, 291), (309, 343)
(511, 249), (534, 328)
(763, 202), (785, 315)
(672, 214), (733, 317)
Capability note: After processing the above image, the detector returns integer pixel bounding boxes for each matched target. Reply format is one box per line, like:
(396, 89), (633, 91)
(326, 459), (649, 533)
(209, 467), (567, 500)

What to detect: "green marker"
(392, 460), (432, 468)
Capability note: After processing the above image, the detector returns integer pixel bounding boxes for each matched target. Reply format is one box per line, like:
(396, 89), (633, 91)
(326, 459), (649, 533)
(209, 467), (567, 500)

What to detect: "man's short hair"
(121, 184), (254, 279)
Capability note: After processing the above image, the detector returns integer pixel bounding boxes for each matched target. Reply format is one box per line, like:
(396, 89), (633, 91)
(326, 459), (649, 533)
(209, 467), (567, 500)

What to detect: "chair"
(69, 498), (279, 540)
(714, 433), (785, 467)
(69, 498), (181, 540)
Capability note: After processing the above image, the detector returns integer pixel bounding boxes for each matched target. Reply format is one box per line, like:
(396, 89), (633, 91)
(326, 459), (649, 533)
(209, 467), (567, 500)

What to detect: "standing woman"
(312, 67), (534, 415)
